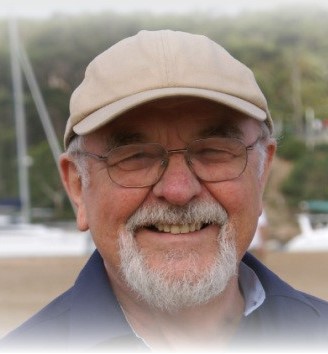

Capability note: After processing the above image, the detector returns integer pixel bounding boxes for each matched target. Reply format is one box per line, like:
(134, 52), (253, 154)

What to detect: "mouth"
(145, 223), (210, 235)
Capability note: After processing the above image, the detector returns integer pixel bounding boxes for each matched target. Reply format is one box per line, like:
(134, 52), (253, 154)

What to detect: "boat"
(0, 214), (93, 258)
(285, 206), (328, 252)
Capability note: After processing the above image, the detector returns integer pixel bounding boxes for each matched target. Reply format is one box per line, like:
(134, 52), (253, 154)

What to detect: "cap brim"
(73, 87), (267, 136)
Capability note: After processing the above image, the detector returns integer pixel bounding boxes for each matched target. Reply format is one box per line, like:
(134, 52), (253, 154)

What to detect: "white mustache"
(125, 199), (228, 232)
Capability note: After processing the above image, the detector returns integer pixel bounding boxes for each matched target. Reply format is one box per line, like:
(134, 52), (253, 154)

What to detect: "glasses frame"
(74, 136), (262, 188)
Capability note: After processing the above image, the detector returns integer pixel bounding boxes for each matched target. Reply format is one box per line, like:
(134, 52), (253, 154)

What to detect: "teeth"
(154, 223), (202, 234)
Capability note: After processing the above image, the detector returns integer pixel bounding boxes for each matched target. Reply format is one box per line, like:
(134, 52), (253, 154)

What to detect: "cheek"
(209, 176), (261, 215)
(206, 175), (262, 259)
(84, 185), (150, 266)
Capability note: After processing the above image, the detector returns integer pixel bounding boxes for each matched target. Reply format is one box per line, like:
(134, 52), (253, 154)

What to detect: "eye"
(195, 147), (236, 163)
(189, 137), (246, 165)
(108, 145), (163, 171)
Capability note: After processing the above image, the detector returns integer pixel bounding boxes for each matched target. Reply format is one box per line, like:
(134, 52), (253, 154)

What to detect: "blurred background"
(0, 0), (328, 337)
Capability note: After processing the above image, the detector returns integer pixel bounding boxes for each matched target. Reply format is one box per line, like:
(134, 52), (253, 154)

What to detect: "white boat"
(0, 215), (93, 258)
(285, 213), (328, 252)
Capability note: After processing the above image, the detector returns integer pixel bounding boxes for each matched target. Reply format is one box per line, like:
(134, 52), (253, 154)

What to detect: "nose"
(152, 153), (202, 206)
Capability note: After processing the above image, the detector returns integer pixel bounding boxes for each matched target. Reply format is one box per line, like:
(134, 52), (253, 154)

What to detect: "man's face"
(63, 98), (275, 307)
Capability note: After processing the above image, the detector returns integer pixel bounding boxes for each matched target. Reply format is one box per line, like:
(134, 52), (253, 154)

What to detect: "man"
(1, 30), (328, 352)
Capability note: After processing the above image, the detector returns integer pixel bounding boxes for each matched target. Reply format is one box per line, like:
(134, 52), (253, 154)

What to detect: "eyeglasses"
(75, 137), (260, 188)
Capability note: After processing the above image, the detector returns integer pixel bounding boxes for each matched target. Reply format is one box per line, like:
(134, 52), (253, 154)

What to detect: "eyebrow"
(104, 132), (147, 151)
(103, 121), (244, 151)
(198, 123), (244, 140)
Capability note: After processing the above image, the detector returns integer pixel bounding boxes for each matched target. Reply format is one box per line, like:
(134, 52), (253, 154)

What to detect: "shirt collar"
(126, 260), (267, 350)
(239, 260), (266, 316)
(68, 251), (266, 350)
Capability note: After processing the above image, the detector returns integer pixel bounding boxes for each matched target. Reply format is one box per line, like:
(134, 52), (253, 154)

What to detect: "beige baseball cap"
(64, 30), (273, 148)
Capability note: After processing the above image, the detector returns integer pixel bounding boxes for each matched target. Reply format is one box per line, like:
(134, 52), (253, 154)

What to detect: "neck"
(116, 275), (244, 352)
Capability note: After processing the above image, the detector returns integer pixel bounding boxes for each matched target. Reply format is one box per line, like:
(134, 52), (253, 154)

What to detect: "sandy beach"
(1, 251), (328, 338)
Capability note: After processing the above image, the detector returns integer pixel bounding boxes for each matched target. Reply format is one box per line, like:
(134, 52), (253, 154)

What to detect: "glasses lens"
(189, 138), (247, 182)
(107, 143), (166, 187)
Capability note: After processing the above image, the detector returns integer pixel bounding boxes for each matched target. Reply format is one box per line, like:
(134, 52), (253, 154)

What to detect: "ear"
(259, 140), (277, 194)
(59, 153), (89, 231)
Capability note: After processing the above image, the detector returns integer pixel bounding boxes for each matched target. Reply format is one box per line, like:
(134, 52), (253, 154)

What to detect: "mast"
(9, 18), (31, 223)
(19, 39), (62, 165)
(8, 18), (69, 221)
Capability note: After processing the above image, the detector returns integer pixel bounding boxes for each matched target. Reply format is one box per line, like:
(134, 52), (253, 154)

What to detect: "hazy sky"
(1, 0), (327, 18)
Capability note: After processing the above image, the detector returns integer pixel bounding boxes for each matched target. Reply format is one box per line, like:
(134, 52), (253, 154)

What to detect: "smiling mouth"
(146, 223), (210, 235)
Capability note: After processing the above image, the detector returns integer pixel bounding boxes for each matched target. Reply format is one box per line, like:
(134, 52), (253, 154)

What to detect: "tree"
(281, 144), (328, 208)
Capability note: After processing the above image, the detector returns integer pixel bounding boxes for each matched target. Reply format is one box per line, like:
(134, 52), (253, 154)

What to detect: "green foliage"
(281, 144), (328, 208)
(28, 141), (74, 219)
(276, 134), (307, 161)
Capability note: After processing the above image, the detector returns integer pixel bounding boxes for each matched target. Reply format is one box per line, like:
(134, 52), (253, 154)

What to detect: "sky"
(1, 0), (327, 18)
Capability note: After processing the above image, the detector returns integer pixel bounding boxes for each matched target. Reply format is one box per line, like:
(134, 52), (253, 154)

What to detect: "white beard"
(118, 199), (237, 313)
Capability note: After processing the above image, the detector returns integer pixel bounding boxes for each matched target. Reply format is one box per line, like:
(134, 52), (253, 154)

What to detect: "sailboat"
(0, 19), (93, 258)
(285, 201), (328, 252)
